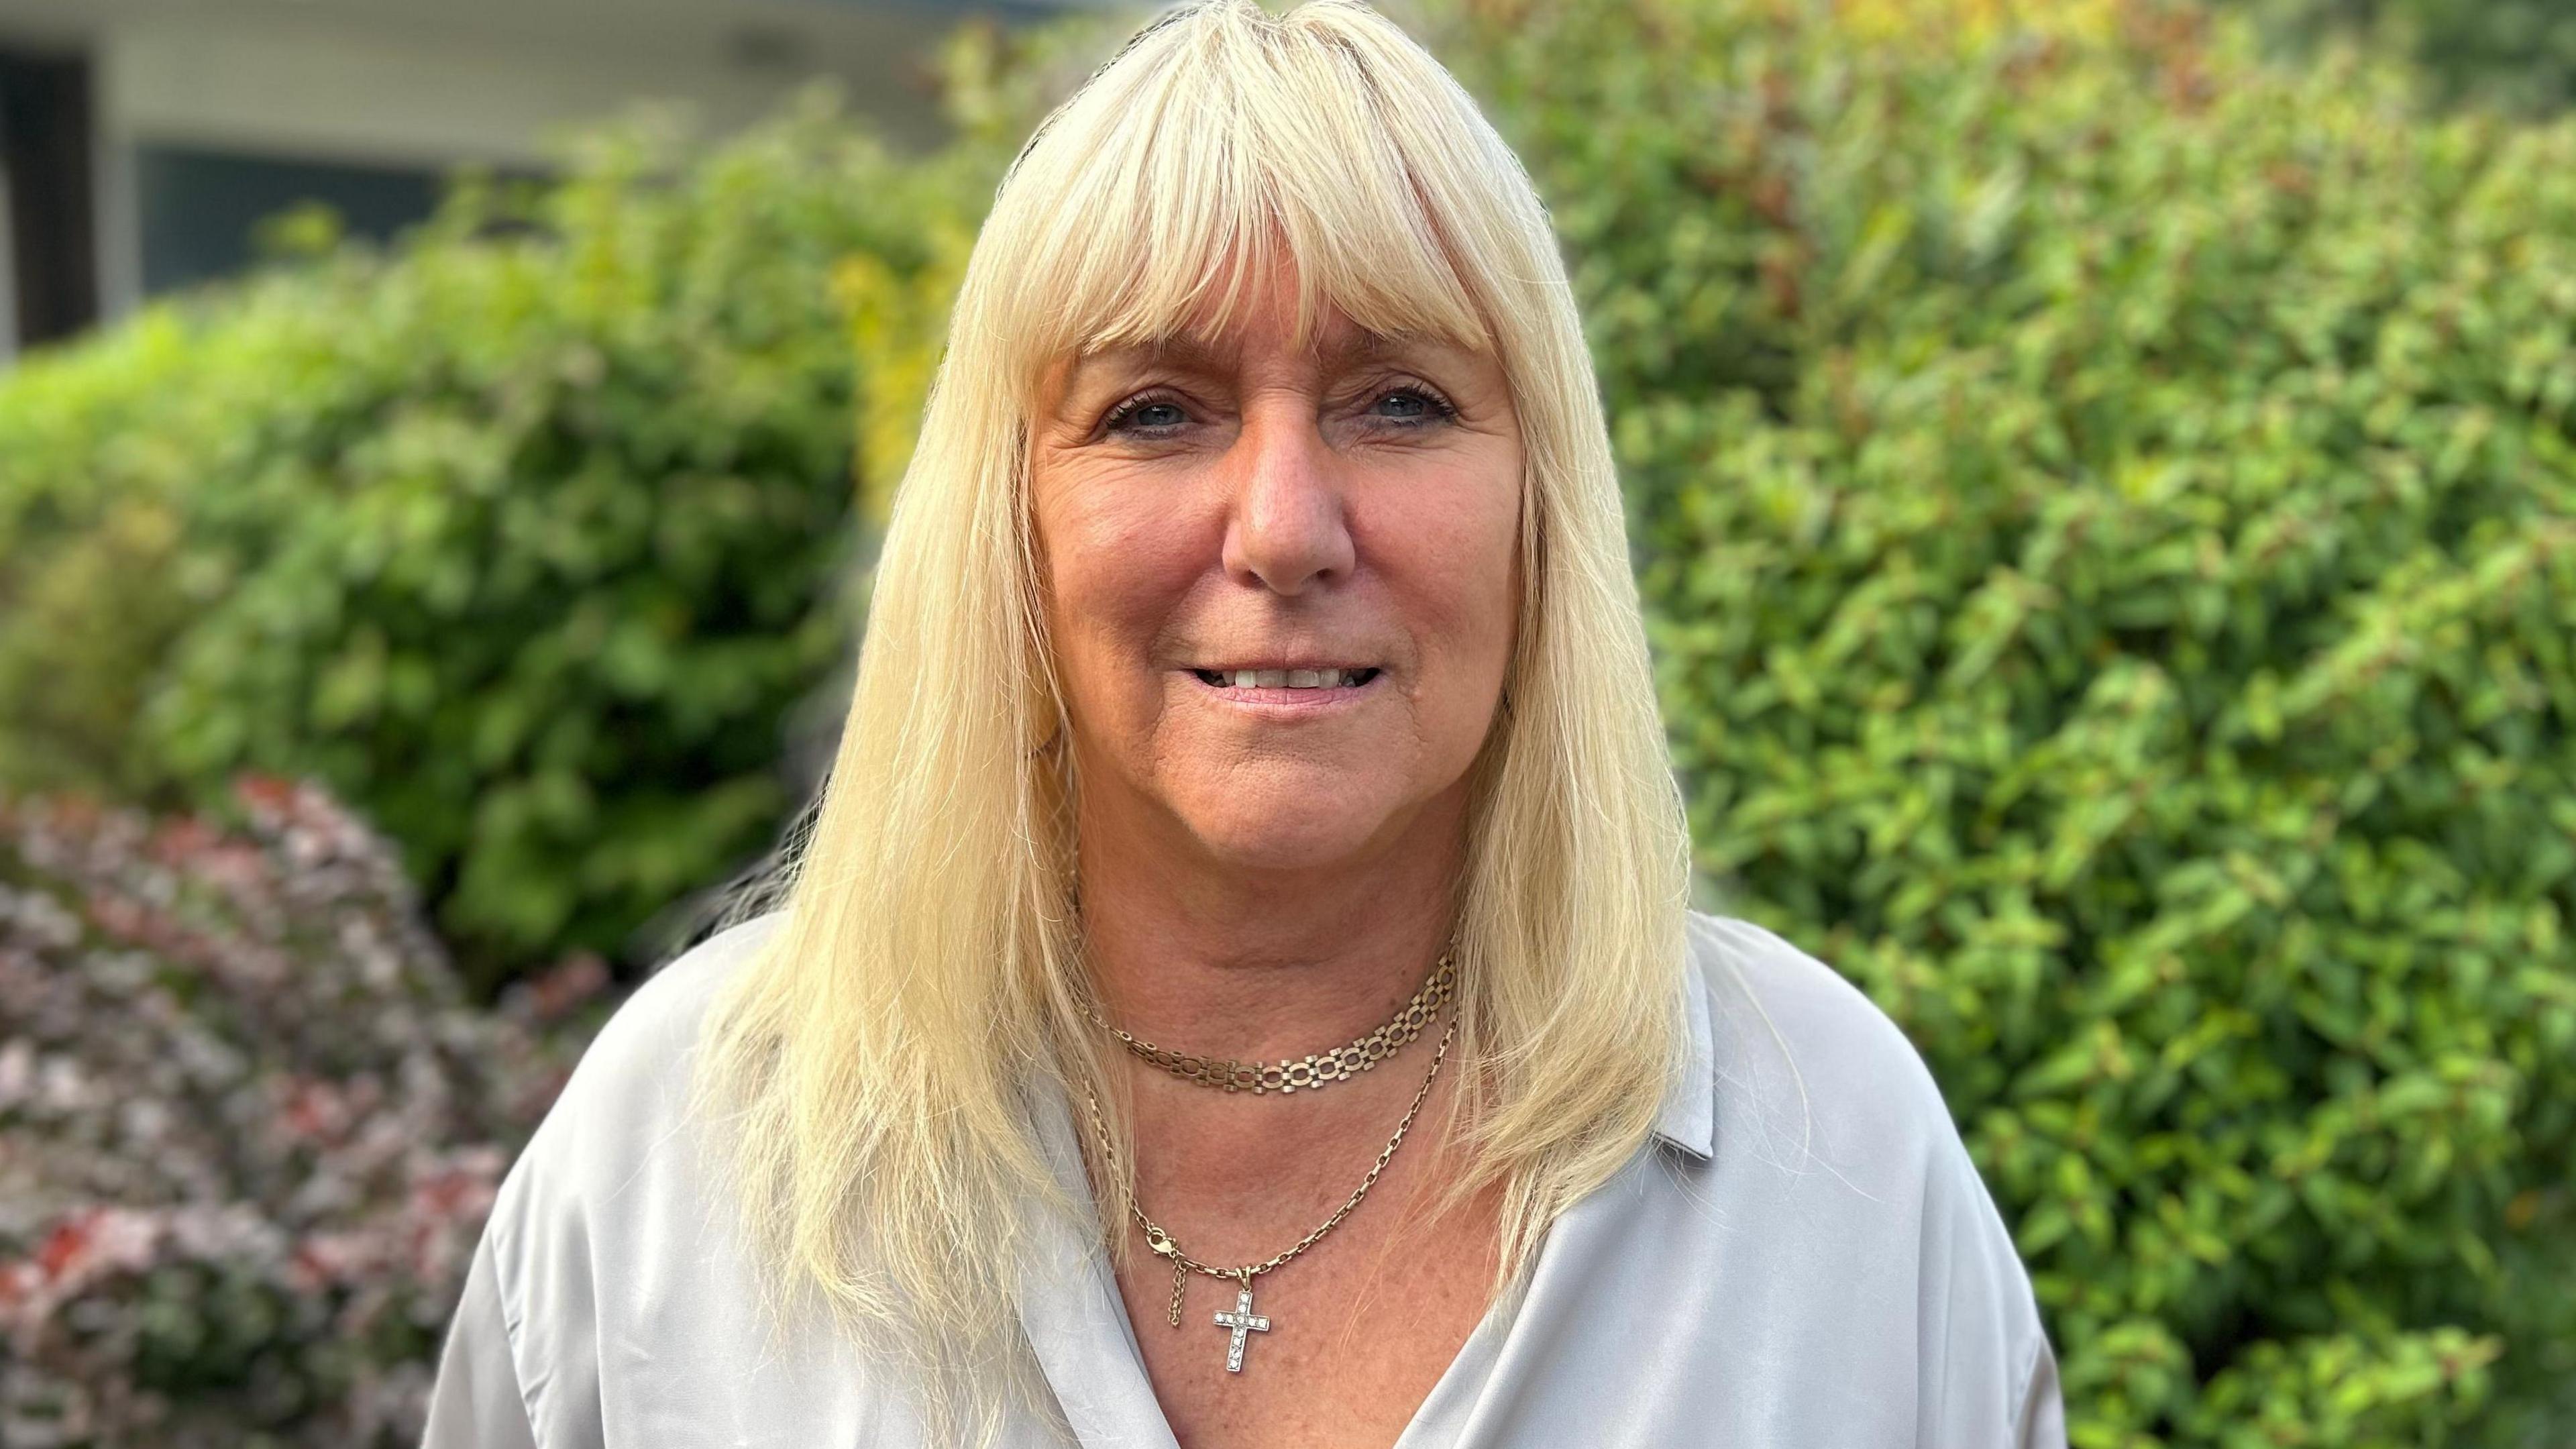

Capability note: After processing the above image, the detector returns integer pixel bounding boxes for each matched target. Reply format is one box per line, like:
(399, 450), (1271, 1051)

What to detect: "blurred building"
(0, 0), (1083, 364)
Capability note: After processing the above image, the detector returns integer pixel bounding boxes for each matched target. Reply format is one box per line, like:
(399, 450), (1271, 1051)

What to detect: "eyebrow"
(1063, 329), (1403, 390)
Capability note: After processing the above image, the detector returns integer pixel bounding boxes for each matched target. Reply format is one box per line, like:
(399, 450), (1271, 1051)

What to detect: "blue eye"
(1373, 386), (1457, 425)
(1101, 382), (1457, 437)
(1104, 394), (1188, 435)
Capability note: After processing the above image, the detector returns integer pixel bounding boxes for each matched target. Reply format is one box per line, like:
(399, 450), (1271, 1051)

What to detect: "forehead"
(1058, 323), (1419, 386)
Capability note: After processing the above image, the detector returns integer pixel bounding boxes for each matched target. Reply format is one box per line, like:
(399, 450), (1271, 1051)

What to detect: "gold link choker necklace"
(1080, 941), (1458, 1095)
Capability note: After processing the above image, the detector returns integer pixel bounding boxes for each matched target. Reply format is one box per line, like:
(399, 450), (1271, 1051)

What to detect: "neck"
(1071, 794), (1468, 1067)
(1063, 777), (1490, 1272)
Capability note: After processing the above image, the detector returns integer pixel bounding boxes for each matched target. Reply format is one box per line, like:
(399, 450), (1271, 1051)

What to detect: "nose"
(1218, 400), (1355, 596)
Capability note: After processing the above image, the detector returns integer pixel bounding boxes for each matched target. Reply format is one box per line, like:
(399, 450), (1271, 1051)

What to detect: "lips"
(1189, 666), (1381, 689)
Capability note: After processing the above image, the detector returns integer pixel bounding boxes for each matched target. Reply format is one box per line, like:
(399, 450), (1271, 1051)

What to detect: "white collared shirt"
(421, 909), (2066, 1448)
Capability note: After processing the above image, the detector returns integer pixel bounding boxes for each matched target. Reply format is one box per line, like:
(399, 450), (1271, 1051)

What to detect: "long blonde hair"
(688, 0), (1693, 1439)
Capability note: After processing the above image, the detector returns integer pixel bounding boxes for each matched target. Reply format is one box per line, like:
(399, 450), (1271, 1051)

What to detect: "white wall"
(96, 0), (958, 170)
(0, 0), (1028, 323)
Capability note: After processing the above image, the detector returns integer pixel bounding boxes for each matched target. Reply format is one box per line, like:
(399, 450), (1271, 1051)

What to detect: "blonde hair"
(688, 0), (1693, 1439)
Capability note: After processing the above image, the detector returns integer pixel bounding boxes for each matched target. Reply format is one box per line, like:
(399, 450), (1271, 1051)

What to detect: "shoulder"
(1677, 908), (1961, 1180)
(548, 910), (788, 1129)
(483, 909), (787, 1246)
(1674, 910), (2062, 1438)
(464, 911), (846, 1442)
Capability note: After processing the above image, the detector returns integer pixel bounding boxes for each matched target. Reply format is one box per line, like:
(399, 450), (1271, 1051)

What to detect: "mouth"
(1187, 665), (1383, 691)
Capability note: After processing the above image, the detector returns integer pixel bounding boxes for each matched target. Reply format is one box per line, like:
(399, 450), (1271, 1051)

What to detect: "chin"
(1172, 778), (1395, 871)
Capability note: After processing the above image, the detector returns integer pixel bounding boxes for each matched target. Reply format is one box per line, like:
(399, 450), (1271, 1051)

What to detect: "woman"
(422, 2), (2066, 1445)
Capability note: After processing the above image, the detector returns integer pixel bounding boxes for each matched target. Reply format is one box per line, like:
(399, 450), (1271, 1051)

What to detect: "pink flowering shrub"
(0, 777), (608, 1446)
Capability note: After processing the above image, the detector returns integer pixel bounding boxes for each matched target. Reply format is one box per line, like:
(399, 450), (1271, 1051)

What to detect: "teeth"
(1215, 667), (1359, 689)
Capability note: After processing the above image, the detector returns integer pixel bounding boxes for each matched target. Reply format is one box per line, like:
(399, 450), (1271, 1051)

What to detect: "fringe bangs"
(986, 0), (1502, 397)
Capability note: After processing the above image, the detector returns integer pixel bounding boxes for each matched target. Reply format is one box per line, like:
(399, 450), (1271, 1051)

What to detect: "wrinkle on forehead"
(1061, 324), (1411, 390)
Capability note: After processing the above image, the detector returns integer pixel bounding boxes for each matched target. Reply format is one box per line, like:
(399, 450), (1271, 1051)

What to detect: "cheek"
(1382, 460), (1521, 672)
(1038, 482), (1203, 682)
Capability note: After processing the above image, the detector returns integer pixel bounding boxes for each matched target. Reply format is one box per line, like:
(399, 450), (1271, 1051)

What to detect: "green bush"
(2239, 0), (2576, 116)
(0, 93), (991, 990)
(1449, 0), (2575, 1442)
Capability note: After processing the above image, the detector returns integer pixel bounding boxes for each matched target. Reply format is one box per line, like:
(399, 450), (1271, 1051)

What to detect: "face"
(1027, 266), (1523, 875)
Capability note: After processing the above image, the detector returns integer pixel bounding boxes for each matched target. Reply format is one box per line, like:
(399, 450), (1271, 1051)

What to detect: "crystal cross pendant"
(1210, 1280), (1271, 1374)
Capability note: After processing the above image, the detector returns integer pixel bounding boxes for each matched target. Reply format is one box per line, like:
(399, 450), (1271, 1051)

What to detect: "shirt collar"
(1648, 943), (1717, 1161)
(1015, 1079), (1187, 1449)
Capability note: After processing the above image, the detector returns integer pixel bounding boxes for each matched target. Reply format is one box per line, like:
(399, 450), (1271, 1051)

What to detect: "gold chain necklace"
(1078, 1005), (1456, 1376)
(1080, 943), (1457, 1095)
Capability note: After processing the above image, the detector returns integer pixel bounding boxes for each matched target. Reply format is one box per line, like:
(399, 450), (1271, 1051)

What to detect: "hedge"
(0, 92), (992, 991)
(2240, 0), (2576, 115)
(1444, 0), (2575, 1442)
(0, 777), (604, 1445)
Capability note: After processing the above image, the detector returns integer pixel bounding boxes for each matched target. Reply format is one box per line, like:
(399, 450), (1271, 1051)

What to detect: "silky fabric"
(421, 908), (2067, 1448)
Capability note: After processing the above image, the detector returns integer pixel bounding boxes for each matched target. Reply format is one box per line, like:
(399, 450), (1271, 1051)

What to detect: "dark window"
(0, 49), (99, 347)
(136, 144), (443, 295)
